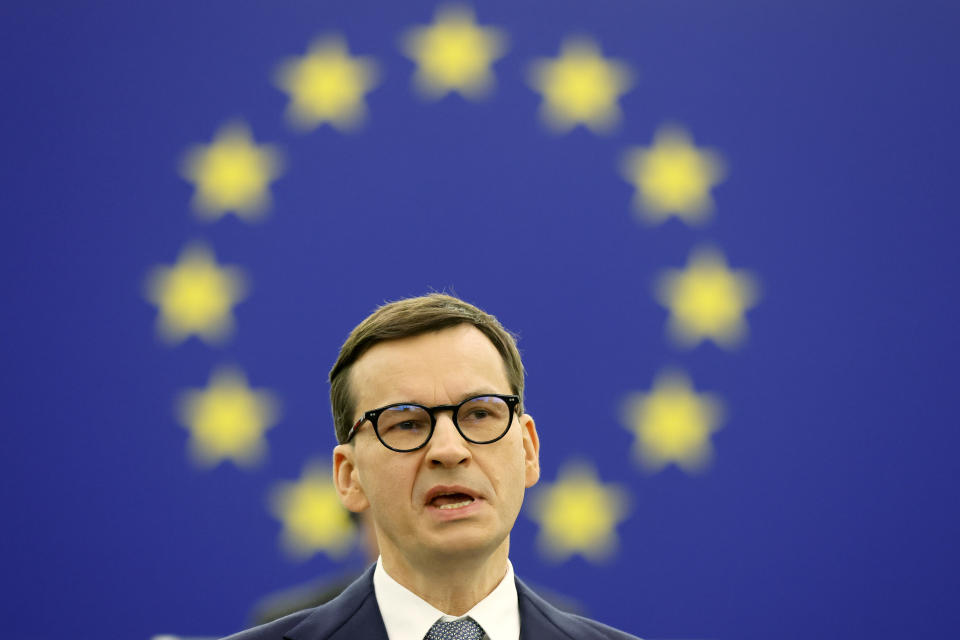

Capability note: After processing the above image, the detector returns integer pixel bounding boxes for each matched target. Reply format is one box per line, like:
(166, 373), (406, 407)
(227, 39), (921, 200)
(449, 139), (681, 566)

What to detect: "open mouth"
(429, 492), (476, 510)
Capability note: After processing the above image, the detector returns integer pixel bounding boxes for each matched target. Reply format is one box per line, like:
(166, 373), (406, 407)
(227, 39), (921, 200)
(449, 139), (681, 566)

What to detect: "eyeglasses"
(345, 394), (521, 452)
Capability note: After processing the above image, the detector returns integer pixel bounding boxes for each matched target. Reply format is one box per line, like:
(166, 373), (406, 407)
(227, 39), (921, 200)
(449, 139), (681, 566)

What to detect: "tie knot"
(424, 616), (485, 640)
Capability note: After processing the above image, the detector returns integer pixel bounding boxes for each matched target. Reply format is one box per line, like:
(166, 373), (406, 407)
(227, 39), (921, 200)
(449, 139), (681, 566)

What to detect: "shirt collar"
(373, 556), (520, 640)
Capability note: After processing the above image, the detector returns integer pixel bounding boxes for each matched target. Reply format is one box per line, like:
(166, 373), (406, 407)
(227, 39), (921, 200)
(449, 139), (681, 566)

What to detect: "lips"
(424, 485), (480, 510)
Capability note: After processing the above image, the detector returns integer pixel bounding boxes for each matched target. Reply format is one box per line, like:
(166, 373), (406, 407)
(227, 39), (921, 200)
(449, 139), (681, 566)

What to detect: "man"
(226, 294), (640, 640)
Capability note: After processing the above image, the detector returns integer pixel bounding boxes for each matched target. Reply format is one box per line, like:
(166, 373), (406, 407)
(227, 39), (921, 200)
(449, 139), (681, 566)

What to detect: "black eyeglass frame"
(345, 394), (521, 452)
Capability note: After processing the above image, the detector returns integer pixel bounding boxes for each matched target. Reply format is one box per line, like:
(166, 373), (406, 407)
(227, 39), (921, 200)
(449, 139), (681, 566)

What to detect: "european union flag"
(2, 2), (958, 639)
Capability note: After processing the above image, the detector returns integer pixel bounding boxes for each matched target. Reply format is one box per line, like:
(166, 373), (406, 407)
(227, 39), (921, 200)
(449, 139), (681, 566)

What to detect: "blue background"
(2, 1), (958, 639)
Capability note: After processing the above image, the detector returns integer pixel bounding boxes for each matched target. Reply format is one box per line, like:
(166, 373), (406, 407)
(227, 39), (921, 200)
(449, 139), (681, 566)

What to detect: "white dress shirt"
(373, 555), (521, 640)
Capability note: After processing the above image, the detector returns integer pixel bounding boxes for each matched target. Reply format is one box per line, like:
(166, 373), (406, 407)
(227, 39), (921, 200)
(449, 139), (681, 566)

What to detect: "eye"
(378, 405), (431, 433)
(393, 420), (425, 431)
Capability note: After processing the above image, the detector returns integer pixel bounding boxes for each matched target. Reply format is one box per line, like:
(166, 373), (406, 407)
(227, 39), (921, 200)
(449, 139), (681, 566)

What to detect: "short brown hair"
(329, 293), (525, 444)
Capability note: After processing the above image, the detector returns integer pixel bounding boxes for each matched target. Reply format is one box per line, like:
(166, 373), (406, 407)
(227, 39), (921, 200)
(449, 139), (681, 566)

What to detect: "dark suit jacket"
(224, 564), (640, 639)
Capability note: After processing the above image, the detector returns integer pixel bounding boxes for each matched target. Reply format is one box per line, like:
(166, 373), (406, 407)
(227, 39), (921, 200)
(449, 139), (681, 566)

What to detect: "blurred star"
(528, 37), (634, 134)
(177, 367), (279, 468)
(656, 246), (759, 348)
(271, 461), (356, 558)
(621, 124), (726, 224)
(144, 243), (247, 345)
(528, 461), (629, 562)
(401, 4), (507, 100)
(276, 35), (379, 131)
(623, 369), (724, 473)
(180, 121), (282, 220)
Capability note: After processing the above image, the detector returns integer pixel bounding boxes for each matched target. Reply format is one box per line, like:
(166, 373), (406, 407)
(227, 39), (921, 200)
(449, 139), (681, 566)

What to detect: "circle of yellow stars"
(144, 2), (762, 563)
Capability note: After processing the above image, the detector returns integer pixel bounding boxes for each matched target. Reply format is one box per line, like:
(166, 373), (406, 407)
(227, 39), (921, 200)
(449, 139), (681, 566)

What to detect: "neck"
(379, 539), (510, 616)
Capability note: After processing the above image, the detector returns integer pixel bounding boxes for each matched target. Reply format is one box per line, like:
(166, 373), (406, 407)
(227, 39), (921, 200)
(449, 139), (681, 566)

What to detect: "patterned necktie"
(424, 616), (485, 640)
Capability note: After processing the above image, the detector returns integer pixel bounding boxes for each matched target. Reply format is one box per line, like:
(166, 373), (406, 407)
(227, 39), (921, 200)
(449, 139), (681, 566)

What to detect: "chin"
(419, 526), (508, 560)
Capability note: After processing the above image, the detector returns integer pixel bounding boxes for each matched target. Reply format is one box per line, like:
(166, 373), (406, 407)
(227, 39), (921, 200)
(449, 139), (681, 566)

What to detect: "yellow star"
(275, 35), (379, 132)
(528, 461), (629, 562)
(270, 461), (356, 559)
(176, 367), (279, 468)
(401, 4), (507, 100)
(621, 124), (726, 224)
(528, 37), (634, 134)
(656, 246), (759, 348)
(622, 370), (724, 473)
(180, 121), (282, 221)
(144, 243), (248, 345)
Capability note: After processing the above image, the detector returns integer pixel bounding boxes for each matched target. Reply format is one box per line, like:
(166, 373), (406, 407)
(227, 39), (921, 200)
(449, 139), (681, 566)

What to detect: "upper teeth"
(438, 500), (473, 510)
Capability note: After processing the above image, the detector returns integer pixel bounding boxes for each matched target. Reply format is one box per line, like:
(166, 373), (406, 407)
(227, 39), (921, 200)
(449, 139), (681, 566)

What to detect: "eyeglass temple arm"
(346, 417), (365, 442)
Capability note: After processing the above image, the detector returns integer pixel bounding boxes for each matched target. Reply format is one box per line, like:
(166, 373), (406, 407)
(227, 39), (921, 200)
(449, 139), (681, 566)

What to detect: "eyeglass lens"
(376, 396), (511, 450)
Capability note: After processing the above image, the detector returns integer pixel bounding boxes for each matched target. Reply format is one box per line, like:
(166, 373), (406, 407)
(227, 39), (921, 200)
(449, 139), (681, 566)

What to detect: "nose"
(426, 411), (471, 467)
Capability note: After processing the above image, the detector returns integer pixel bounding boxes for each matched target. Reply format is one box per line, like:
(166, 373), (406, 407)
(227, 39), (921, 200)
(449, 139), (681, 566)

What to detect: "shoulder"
(219, 564), (382, 640)
(221, 608), (313, 640)
(516, 577), (642, 640)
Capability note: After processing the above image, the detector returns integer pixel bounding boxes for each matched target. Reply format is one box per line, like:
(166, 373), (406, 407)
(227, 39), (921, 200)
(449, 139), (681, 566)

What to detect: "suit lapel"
(284, 564), (389, 640)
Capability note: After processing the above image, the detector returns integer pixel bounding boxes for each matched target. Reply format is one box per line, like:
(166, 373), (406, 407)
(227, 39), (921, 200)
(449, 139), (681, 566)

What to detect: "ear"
(518, 413), (540, 488)
(333, 444), (370, 513)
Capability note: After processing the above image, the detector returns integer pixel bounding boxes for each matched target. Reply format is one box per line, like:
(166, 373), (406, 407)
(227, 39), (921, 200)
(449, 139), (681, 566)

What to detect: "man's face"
(333, 324), (540, 569)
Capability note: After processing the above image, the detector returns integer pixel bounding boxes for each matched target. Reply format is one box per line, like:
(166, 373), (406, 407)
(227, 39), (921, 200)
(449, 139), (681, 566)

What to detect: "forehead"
(349, 324), (510, 412)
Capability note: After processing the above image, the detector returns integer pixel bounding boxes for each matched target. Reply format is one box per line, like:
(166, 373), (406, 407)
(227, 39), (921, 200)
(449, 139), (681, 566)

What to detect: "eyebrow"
(388, 389), (503, 407)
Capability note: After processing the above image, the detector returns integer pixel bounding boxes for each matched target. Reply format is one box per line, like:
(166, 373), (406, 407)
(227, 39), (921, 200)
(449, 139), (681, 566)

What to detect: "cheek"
(358, 453), (416, 501)
(491, 443), (529, 495)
